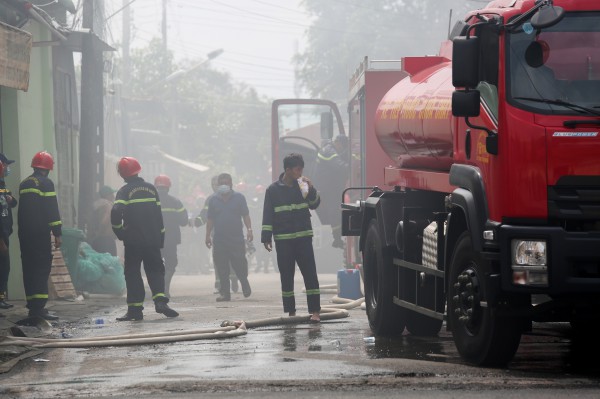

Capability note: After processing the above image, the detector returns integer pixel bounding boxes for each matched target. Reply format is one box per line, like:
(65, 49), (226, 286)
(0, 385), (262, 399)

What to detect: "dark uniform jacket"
(111, 177), (164, 247)
(17, 171), (62, 237)
(158, 190), (188, 247)
(261, 174), (320, 243)
(0, 179), (17, 242)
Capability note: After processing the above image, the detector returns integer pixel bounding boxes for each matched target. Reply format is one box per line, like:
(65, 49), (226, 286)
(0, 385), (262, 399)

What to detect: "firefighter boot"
(241, 279), (252, 298)
(0, 293), (13, 309)
(0, 300), (13, 309)
(155, 301), (179, 318)
(116, 307), (143, 321)
(28, 308), (59, 321)
(216, 295), (231, 302)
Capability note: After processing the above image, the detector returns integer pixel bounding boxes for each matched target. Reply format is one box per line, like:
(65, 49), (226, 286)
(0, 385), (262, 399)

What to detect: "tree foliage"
(126, 39), (271, 199)
(295, 0), (473, 102)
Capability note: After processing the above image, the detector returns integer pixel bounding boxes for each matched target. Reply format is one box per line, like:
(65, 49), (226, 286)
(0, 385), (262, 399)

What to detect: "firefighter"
(313, 134), (350, 249)
(111, 157), (178, 321)
(261, 153), (321, 322)
(0, 154), (17, 312)
(17, 151), (61, 320)
(154, 174), (188, 298)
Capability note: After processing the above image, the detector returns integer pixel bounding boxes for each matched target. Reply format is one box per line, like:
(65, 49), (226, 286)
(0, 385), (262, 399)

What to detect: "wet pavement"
(1, 272), (600, 398)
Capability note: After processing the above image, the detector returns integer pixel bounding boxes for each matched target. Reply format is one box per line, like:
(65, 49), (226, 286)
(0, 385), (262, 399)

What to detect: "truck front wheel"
(447, 232), (522, 366)
(363, 220), (406, 335)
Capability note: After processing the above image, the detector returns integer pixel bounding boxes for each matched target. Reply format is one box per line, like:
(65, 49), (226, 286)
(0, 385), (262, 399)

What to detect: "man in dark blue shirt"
(205, 173), (252, 302)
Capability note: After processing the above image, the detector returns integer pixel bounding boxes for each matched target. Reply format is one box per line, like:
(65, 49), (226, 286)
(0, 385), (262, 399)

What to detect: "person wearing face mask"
(0, 153), (17, 313)
(194, 175), (239, 294)
(205, 173), (252, 302)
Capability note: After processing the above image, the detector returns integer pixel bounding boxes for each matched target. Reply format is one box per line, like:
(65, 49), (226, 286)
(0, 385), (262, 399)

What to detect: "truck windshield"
(507, 12), (600, 114)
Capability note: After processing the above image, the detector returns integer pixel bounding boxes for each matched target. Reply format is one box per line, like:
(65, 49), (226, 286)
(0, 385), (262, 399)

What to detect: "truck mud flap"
(393, 257), (446, 320)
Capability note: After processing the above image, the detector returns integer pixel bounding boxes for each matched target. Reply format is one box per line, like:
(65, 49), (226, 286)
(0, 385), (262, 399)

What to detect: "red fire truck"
(272, 0), (600, 366)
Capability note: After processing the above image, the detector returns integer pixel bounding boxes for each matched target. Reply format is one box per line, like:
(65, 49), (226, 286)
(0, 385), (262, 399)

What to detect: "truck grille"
(548, 177), (600, 221)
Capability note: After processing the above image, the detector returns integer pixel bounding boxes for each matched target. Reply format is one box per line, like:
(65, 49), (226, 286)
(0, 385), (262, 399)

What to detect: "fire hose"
(0, 296), (364, 348)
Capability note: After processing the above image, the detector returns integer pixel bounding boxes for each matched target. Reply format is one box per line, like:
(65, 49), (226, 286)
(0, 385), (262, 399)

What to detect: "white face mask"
(217, 185), (231, 195)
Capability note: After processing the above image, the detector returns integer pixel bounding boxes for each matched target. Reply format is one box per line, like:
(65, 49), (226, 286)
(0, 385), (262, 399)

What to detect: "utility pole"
(121, 0), (131, 153)
(162, 0), (168, 53)
(79, 0), (105, 230)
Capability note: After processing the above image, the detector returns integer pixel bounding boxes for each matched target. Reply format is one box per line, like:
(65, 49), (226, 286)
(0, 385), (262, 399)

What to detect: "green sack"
(75, 242), (125, 295)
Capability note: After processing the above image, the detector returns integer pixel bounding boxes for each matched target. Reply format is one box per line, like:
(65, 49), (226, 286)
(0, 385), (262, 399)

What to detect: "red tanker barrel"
(375, 60), (455, 172)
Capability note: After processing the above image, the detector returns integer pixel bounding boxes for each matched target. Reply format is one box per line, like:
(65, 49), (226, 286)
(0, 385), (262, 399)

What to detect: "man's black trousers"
(213, 239), (248, 297)
(19, 233), (52, 311)
(124, 244), (168, 309)
(275, 236), (320, 314)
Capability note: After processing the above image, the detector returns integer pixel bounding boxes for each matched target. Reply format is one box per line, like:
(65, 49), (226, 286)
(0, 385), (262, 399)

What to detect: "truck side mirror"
(452, 90), (480, 118)
(452, 37), (480, 88)
(531, 5), (565, 29)
(320, 112), (334, 140)
(452, 90), (498, 155)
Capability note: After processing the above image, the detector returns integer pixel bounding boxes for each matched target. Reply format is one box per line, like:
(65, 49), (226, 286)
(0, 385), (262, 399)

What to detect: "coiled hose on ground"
(0, 288), (364, 348)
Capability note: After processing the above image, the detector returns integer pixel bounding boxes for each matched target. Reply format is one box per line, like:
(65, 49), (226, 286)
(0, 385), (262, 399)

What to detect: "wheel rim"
(452, 265), (482, 335)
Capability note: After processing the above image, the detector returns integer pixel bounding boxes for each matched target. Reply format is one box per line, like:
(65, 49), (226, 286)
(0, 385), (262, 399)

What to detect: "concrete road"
(1, 272), (599, 398)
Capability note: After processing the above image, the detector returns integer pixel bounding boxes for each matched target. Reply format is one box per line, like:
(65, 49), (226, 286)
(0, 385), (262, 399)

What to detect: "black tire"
(363, 220), (405, 335)
(447, 232), (522, 366)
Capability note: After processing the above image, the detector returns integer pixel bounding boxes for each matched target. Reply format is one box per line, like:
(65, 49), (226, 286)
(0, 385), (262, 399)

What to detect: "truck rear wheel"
(447, 232), (522, 366)
(363, 220), (405, 335)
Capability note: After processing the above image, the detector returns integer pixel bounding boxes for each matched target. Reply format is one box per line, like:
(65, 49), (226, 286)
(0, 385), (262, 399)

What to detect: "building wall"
(1, 22), (57, 300)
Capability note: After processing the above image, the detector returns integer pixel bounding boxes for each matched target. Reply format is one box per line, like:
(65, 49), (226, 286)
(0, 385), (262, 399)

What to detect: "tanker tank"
(375, 58), (455, 172)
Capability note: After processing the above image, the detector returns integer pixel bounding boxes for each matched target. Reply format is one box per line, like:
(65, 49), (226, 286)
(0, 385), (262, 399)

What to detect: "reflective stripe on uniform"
(128, 302), (144, 307)
(317, 152), (338, 161)
(305, 289), (320, 295)
(113, 223), (123, 229)
(274, 230), (313, 240)
(19, 188), (56, 197)
(26, 294), (49, 300)
(115, 198), (158, 205)
(281, 291), (294, 297)
(153, 293), (166, 300)
(308, 194), (320, 206)
(274, 203), (308, 213)
(262, 225), (272, 231)
(162, 207), (186, 212)
(48, 220), (62, 227)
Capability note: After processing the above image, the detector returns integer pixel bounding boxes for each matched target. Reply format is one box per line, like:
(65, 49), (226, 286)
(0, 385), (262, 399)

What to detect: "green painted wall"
(2, 22), (57, 300)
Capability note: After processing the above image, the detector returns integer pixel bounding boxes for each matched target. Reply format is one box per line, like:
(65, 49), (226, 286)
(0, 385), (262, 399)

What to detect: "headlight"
(512, 239), (546, 266)
(511, 239), (548, 287)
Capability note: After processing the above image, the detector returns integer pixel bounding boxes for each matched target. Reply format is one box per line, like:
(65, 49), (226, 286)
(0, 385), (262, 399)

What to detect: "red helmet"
(154, 174), (172, 188)
(31, 151), (54, 170)
(117, 157), (141, 178)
